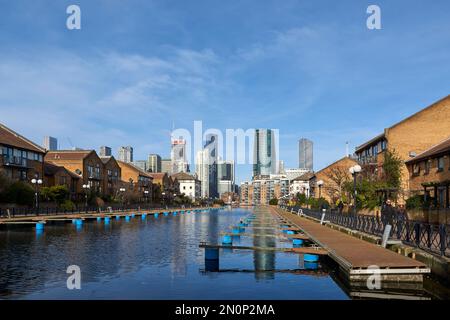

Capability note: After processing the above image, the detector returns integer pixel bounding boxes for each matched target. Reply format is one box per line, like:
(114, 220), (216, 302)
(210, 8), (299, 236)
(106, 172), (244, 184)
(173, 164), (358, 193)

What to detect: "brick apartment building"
(355, 95), (450, 200)
(406, 137), (450, 209)
(0, 123), (46, 183)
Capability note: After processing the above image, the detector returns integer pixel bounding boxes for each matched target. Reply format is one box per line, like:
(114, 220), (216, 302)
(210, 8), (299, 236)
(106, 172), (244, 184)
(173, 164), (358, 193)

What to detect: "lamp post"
(31, 175), (43, 213)
(162, 192), (166, 208)
(82, 184), (90, 211)
(144, 190), (149, 206)
(349, 165), (362, 215)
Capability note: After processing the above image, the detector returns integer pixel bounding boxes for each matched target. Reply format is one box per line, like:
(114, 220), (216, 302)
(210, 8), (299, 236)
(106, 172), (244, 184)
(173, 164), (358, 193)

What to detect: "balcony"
(1, 155), (28, 168)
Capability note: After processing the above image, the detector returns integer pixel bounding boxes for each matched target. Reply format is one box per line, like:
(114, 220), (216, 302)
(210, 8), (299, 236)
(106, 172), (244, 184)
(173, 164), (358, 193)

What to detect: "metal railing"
(283, 205), (449, 258)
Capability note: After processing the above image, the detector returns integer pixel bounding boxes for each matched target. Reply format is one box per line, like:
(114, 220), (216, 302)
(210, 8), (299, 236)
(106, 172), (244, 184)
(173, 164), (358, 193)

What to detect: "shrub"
(406, 195), (424, 209)
(41, 185), (70, 205)
(60, 200), (76, 211)
(0, 181), (34, 206)
(269, 198), (278, 205)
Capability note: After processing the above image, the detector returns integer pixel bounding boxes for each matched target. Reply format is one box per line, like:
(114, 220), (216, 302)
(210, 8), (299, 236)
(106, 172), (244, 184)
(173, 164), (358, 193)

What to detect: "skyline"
(1, 1), (450, 183)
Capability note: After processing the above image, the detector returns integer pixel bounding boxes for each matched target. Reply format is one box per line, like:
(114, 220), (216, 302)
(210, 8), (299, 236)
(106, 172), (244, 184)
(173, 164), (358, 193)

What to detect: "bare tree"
(324, 166), (352, 204)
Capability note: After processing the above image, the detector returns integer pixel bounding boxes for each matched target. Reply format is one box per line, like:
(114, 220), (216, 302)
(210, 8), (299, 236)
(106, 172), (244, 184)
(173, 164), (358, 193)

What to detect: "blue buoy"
(125, 216), (131, 222)
(205, 248), (219, 260)
(173, 211), (177, 216)
(35, 222), (44, 231)
(293, 239), (304, 247)
(75, 219), (83, 226)
(154, 213), (159, 218)
(163, 212), (169, 216)
(141, 214), (147, 219)
(96, 217), (102, 222)
(304, 261), (319, 270)
(116, 215), (120, 220)
(131, 213), (135, 218)
(104, 217), (110, 224)
(304, 254), (319, 262)
(222, 235), (232, 245)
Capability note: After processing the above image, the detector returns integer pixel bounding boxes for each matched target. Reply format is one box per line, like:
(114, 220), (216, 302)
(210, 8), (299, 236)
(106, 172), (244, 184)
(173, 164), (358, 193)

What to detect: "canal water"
(0, 208), (349, 299)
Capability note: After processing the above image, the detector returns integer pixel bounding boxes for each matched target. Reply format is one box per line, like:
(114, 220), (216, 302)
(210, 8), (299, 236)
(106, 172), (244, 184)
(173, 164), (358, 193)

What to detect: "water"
(0, 208), (348, 300)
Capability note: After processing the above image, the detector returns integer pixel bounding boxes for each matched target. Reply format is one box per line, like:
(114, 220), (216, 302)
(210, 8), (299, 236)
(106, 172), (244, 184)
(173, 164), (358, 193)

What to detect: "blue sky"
(0, 0), (449, 183)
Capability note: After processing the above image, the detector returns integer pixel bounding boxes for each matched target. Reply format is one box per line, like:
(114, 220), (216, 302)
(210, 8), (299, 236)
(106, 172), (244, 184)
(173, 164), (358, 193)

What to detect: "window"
(19, 170), (27, 181)
(437, 157), (444, 171)
(423, 160), (431, 174)
(413, 163), (420, 175)
(381, 140), (387, 151)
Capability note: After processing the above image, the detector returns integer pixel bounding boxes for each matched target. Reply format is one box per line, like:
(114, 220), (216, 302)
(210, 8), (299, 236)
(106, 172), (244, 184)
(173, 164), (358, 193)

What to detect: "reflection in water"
(252, 210), (276, 280)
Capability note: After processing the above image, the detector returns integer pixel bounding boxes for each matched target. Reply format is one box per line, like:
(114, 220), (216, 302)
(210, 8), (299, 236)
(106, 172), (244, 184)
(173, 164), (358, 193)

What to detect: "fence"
(0, 204), (197, 218)
(283, 205), (450, 258)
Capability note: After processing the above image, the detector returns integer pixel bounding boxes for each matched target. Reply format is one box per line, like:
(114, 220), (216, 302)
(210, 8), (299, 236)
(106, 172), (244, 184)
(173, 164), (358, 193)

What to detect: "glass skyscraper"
(253, 129), (276, 177)
(298, 138), (313, 171)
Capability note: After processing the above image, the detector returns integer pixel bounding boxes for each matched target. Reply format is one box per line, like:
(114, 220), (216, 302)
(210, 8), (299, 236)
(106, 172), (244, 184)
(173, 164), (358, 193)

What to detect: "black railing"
(0, 204), (199, 218)
(283, 205), (449, 258)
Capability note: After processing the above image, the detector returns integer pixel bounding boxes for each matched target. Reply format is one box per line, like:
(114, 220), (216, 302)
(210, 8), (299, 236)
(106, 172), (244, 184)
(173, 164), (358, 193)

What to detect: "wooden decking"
(271, 207), (430, 282)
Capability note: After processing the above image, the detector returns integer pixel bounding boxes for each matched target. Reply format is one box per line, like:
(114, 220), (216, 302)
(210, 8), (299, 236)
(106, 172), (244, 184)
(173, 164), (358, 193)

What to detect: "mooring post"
(381, 224), (392, 248)
(320, 211), (326, 225)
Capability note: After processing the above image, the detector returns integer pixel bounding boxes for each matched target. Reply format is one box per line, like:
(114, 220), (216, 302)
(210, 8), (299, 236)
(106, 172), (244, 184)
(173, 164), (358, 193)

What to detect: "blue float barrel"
(104, 217), (110, 224)
(287, 230), (295, 235)
(304, 254), (319, 262)
(154, 213), (159, 218)
(116, 215), (120, 220)
(293, 239), (304, 246)
(232, 227), (240, 234)
(131, 213), (135, 218)
(125, 216), (130, 222)
(96, 217), (101, 222)
(173, 211), (177, 216)
(35, 222), (44, 231)
(205, 248), (219, 260)
(222, 235), (232, 245)
(75, 219), (83, 226)
(163, 212), (169, 216)
(141, 214), (147, 219)
(304, 262), (319, 270)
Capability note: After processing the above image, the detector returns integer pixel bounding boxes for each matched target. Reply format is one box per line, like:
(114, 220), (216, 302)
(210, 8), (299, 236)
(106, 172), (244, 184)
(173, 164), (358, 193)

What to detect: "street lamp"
(82, 184), (91, 210)
(349, 165), (362, 215)
(119, 187), (126, 208)
(316, 180), (324, 199)
(31, 175), (43, 213)
(162, 192), (167, 208)
(144, 190), (149, 206)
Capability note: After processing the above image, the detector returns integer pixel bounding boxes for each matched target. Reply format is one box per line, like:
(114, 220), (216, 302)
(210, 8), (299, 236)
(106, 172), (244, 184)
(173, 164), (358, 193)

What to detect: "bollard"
(381, 224), (392, 248)
(320, 212), (326, 225)
(222, 235), (232, 245)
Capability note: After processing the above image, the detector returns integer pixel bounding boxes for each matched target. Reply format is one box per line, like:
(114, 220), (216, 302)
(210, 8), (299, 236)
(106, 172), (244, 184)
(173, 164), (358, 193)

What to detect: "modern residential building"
(204, 134), (218, 198)
(43, 136), (58, 151)
(0, 123), (46, 183)
(99, 146), (112, 157)
(148, 154), (162, 173)
(171, 138), (188, 173)
(171, 172), (201, 202)
(355, 95), (450, 200)
(117, 160), (153, 203)
(43, 162), (80, 198)
(253, 129), (276, 177)
(45, 150), (105, 193)
(309, 156), (358, 204)
(99, 156), (121, 197)
(161, 158), (172, 174)
(405, 136), (450, 209)
(240, 176), (289, 205)
(118, 146), (133, 163)
(132, 160), (148, 172)
(299, 138), (313, 171)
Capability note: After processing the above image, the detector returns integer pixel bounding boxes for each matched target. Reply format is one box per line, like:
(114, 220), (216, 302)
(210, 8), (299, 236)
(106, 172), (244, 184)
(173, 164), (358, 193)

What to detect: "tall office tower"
(204, 134), (218, 198)
(99, 146), (112, 157)
(217, 159), (235, 197)
(132, 160), (148, 172)
(171, 137), (188, 173)
(161, 159), (172, 174)
(253, 129), (276, 177)
(196, 149), (210, 198)
(43, 136), (57, 151)
(118, 146), (133, 163)
(298, 138), (313, 171)
(148, 154), (162, 173)
(277, 160), (285, 174)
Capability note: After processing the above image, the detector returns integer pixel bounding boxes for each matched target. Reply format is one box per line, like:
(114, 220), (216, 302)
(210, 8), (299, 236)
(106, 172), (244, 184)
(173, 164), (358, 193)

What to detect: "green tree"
(0, 181), (34, 206)
(382, 149), (403, 189)
(269, 198), (278, 205)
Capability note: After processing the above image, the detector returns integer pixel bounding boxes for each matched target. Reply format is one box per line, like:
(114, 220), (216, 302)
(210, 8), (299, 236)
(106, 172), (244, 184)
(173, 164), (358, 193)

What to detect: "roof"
(405, 136), (450, 164)
(0, 123), (46, 153)
(45, 150), (94, 161)
(171, 172), (197, 181)
(44, 161), (81, 179)
(99, 155), (118, 165)
(315, 156), (358, 175)
(117, 160), (153, 179)
(355, 95), (450, 153)
(292, 172), (314, 181)
(148, 173), (167, 179)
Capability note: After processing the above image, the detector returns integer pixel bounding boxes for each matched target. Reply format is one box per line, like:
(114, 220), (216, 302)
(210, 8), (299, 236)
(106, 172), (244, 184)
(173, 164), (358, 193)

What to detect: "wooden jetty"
(271, 207), (431, 284)
(199, 243), (328, 256)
